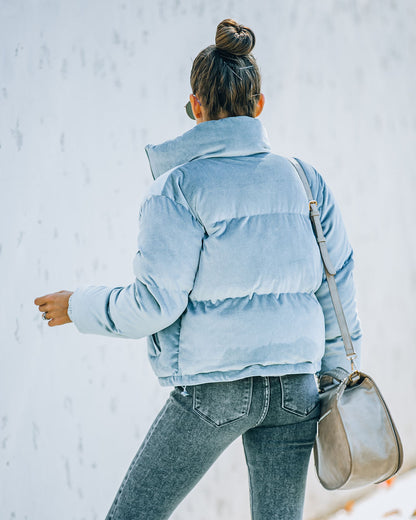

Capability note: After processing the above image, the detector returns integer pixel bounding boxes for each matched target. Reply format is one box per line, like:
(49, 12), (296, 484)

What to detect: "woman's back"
(142, 115), (330, 386)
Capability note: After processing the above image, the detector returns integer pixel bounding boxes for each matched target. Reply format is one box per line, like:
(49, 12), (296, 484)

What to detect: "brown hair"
(190, 19), (261, 120)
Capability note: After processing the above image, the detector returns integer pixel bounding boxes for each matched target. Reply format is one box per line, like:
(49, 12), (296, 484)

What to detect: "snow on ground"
(327, 469), (416, 520)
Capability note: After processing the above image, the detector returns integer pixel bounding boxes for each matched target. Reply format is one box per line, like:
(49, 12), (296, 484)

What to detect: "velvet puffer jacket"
(68, 116), (362, 387)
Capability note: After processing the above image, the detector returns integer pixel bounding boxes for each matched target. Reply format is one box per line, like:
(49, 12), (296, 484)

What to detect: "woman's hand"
(34, 290), (74, 327)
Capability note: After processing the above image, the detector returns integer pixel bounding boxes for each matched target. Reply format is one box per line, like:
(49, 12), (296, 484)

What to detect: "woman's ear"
(254, 93), (265, 118)
(190, 94), (203, 122)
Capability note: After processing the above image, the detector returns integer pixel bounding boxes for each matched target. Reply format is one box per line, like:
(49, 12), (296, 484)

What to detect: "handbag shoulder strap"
(288, 157), (357, 370)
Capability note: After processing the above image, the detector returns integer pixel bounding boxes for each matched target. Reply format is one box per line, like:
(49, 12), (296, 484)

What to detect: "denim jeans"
(105, 374), (320, 520)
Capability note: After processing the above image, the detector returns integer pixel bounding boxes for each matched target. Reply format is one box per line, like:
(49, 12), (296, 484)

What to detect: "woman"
(35, 18), (361, 520)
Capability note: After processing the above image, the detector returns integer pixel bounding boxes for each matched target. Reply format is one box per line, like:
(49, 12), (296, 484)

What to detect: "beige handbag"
(290, 158), (403, 490)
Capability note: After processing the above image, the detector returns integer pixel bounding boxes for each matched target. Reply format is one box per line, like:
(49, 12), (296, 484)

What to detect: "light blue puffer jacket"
(68, 116), (361, 387)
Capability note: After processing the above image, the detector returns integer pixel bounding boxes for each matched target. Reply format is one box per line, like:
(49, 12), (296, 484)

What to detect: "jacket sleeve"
(298, 160), (362, 375)
(68, 195), (204, 338)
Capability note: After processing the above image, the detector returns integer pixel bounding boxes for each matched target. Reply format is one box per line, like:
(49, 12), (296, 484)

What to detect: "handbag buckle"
(348, 354), (360, 375)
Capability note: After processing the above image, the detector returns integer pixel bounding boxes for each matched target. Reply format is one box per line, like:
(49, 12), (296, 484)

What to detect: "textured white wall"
(1, 1), (415, 519)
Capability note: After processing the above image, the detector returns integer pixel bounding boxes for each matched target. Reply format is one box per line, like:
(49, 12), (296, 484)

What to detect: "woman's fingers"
(34, 291), (66, 305)
(34, 294), (50, 306)
(48, 315), (71, 327)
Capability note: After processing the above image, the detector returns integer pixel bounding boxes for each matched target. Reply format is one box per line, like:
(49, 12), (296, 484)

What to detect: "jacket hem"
(156, 361), (321, 387)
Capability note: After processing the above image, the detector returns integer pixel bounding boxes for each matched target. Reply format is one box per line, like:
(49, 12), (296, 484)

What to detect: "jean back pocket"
(192, 378), (253, 427)
(280, 373), (319, 417)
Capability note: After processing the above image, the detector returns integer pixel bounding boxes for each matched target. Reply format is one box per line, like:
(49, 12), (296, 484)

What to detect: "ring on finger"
(42, 312), (49, 321)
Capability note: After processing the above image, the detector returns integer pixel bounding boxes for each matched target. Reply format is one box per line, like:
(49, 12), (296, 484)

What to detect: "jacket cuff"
(66, 286), (114, 335)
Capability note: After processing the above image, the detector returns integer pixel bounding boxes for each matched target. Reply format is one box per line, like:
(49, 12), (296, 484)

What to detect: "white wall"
(1, 1), (415, 519)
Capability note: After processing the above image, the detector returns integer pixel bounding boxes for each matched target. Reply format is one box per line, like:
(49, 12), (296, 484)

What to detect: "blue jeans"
(105, 374), (320, 520)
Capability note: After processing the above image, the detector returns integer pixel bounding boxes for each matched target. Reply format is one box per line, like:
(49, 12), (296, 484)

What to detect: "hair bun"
(215, 18), (255, 56)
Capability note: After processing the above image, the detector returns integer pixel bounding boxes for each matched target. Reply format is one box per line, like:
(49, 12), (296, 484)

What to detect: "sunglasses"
(185, 95), (201, 120)
(185, 101), (195, 120)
